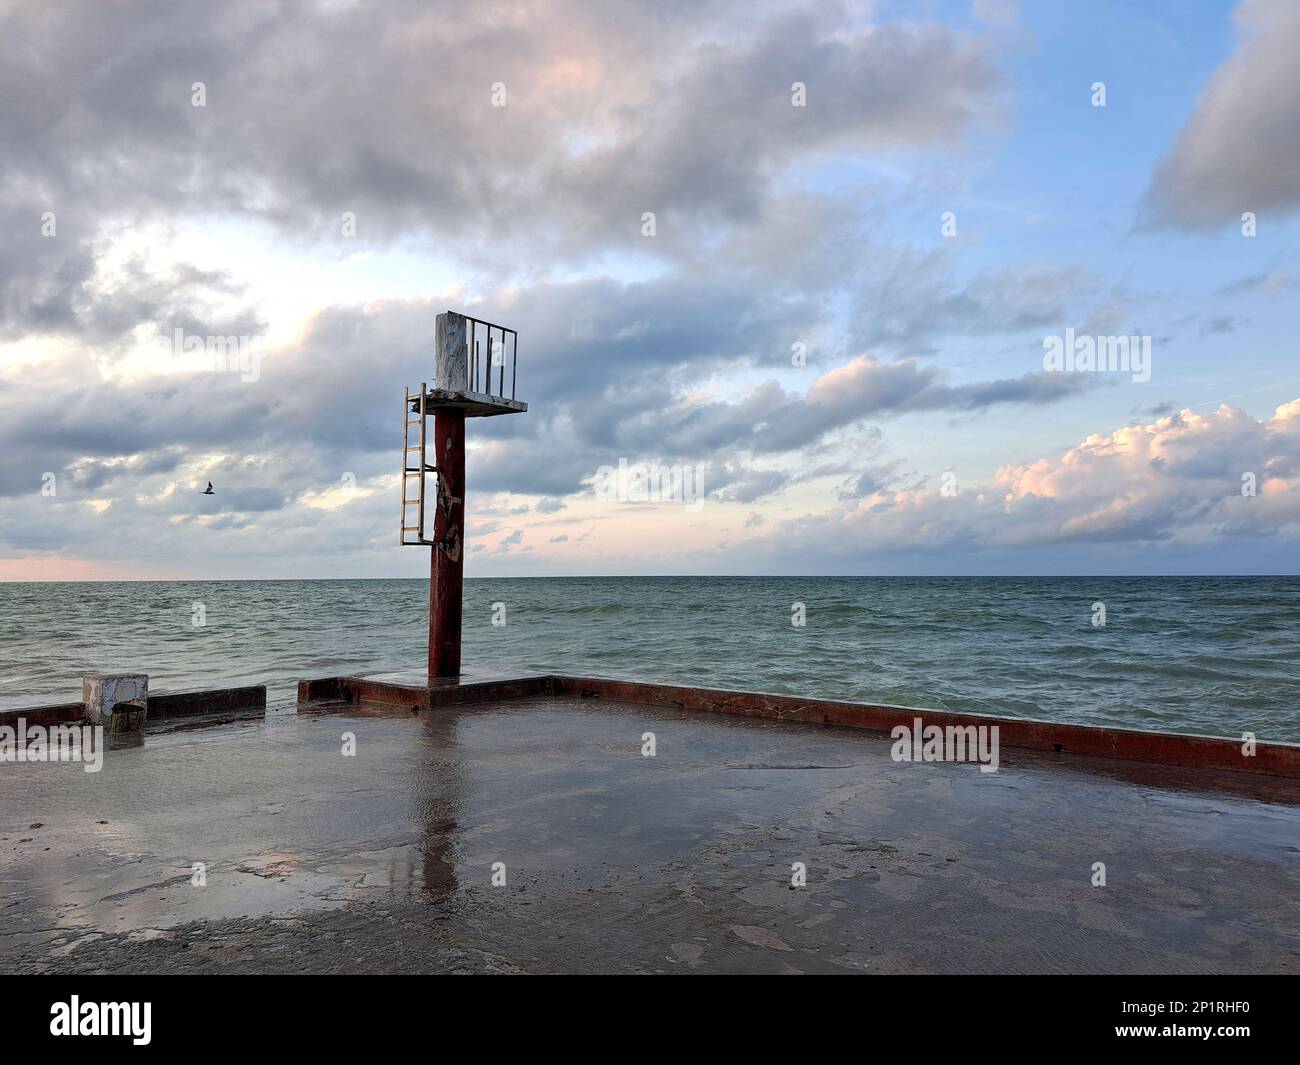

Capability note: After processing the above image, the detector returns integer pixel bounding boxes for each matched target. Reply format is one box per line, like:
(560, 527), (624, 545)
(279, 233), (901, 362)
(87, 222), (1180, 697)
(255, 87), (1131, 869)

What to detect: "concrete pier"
(2, 689), (1296, 974)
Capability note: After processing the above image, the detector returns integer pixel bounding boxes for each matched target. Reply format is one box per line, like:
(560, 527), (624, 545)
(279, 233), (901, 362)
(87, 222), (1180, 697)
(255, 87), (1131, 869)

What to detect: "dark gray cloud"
(835, 459), (912, 500)
(604, 355), (1095, 461)
(1199, 316), (1239, 337)
(0, 0), (1003, 267)
(1144, 0), (1300, 228)
(848, 254), (1098, 353)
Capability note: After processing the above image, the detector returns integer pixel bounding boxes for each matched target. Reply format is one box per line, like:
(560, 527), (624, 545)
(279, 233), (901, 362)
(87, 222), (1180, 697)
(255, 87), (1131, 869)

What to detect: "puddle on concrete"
(2, 696), (1298, 973)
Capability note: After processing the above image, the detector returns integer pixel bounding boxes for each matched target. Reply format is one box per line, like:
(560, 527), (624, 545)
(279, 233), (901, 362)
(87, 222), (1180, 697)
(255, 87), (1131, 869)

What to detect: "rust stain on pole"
(429, 407), (465, 678)
(404, 309), (527, 681)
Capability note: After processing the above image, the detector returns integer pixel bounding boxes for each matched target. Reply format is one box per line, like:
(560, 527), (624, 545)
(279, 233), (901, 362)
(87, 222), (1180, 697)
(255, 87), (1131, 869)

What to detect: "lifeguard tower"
(402, 311), (526, 677)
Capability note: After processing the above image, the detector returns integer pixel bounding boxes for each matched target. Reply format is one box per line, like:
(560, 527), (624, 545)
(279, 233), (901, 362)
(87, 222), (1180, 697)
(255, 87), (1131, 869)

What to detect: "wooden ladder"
(400, 384), (436, 545)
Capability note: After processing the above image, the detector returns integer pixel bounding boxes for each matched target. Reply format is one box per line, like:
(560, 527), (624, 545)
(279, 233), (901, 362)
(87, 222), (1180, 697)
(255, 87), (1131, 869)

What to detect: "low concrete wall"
(549, 675), (1300, 780)
(297, 677), (344, 702)
(149, 685), (266, 718)
(16, 671), (1294, 780)
(298, 674), (550, 709)
(0, 685), (266, 727)
(296, 670), (1299, 780)
(0, 702), (85, 728)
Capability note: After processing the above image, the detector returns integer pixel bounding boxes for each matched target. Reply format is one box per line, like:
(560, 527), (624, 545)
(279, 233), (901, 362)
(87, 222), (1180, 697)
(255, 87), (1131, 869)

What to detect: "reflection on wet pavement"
(2, 695), (1298, 973)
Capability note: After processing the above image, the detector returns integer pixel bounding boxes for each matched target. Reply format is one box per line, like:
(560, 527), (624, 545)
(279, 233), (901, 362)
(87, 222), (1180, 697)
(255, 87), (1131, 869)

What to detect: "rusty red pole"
(428, 408), (465, 678)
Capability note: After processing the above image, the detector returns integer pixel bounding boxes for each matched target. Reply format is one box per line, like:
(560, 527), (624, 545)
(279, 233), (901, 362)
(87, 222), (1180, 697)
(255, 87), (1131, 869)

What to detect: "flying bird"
(202, 482), (215, 495)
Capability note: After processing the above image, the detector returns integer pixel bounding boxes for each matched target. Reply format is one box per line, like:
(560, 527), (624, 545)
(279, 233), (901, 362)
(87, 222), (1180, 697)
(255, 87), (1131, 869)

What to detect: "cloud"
(0, 0), (1090, 556)
(740, 399), (1300, 560)
(605, 354), (1095, 464)
(1199, 316), (1239, 337)
(7, 0), (1287, 580)
(1145, 0), (1300, 228)
(1214, 270), (1297, 298)
(0, 0), (1004, 270)
(458, 343), (1097, 505)
(836, 459), (911, 500)
(849, 256), (1099, 353)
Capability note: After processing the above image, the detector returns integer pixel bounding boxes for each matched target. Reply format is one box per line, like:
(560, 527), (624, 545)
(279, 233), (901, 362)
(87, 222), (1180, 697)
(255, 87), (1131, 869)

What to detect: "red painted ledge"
(295, 671), (1299, 780)
(548, 675), (1300, 780)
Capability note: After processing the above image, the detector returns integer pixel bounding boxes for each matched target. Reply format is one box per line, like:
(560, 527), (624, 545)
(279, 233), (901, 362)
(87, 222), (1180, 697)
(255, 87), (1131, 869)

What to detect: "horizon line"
(2, 572), (1298, 584)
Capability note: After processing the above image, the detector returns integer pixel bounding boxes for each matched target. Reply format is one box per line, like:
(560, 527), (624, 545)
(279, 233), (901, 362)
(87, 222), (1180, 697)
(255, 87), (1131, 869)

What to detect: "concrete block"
(83, 674), (148, 733)
(435, 311), (468, 391)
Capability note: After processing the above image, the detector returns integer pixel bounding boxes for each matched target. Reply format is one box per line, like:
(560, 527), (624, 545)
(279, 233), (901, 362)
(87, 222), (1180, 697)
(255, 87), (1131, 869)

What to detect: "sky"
(1, 0), (1298, 579)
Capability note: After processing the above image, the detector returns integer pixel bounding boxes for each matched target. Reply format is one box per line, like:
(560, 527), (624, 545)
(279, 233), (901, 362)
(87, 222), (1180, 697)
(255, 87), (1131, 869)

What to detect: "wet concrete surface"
(2, 695), (1298, 974)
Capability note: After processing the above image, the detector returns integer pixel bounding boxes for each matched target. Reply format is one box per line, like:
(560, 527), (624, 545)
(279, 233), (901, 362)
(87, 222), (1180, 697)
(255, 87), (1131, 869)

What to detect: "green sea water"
(1, 575), (1297, 740)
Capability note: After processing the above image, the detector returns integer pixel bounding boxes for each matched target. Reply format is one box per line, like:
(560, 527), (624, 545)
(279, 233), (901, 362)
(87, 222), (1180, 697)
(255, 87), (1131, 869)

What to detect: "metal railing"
(463, 315), (518, 400)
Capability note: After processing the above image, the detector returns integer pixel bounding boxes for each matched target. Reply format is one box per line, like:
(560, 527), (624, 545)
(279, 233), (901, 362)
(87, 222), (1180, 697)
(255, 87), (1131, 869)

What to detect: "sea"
(1, 575), (1297, 741)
